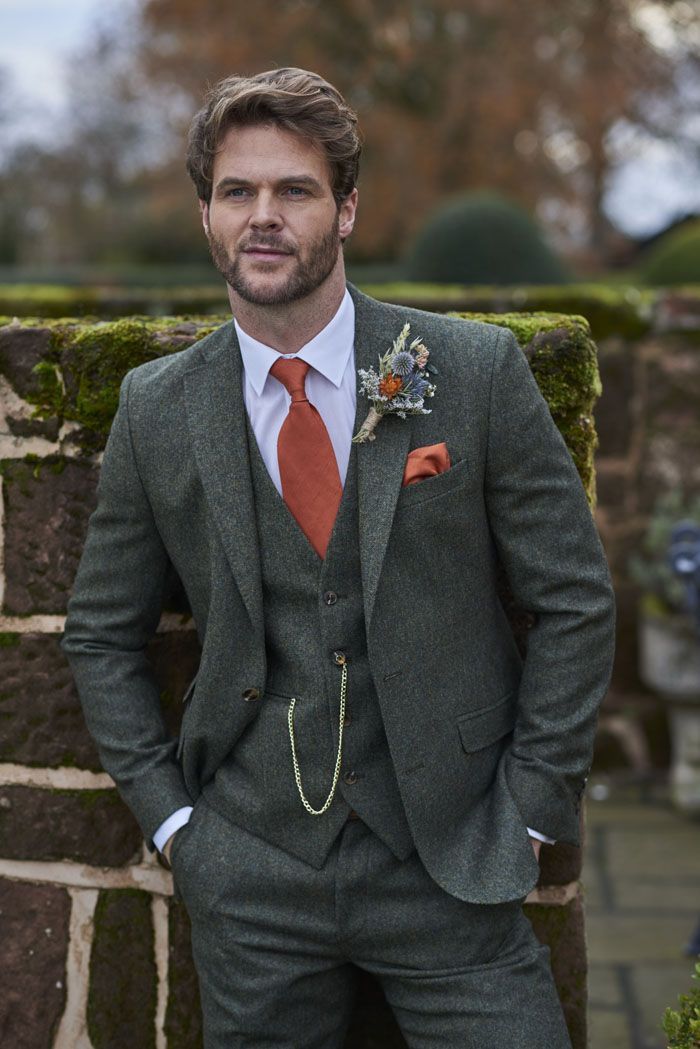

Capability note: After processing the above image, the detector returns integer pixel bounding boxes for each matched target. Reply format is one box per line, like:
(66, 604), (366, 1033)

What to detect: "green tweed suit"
(61, 283), (615, 1046)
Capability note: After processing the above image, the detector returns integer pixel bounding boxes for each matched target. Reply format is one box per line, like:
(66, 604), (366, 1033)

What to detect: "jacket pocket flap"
(456, 691), (516, 753)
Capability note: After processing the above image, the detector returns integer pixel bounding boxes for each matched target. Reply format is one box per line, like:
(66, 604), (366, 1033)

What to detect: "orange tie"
(269, 357), (342, 558)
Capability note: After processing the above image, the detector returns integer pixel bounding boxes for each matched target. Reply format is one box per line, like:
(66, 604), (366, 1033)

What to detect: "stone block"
(88, 889), (157, 1049)
(0, 629), (201, 771)
(146, 630), (202, 740)
(0, 877), (70, 1048)
(0, 632), (101, 769)
(538, 842), (582, 886)
(165, 899), (203, 1049)
(0, 786), (142, 865)
(525, 892), (587, 1049)
(1, 456), (98, 615)
(0, 325), (54, 400)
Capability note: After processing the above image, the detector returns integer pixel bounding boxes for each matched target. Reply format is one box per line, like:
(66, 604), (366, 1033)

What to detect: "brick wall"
(0, 310), (610, 1048)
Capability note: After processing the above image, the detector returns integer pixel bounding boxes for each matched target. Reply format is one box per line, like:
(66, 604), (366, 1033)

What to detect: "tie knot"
(269, 357), (311, 402)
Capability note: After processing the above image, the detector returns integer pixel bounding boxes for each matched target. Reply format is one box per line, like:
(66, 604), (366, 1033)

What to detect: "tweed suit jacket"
(60, 283), (616, 904)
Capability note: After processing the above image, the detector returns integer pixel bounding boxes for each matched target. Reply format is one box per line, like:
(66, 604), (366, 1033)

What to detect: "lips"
(243, 246), (292, 258)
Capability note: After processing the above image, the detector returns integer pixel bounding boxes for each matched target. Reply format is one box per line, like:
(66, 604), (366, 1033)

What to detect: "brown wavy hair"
(186, 67), (362, 206)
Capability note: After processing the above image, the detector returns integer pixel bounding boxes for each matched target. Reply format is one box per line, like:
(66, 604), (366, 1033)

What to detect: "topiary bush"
(640, 219), (700, 286)
(404, 190), (570, 285)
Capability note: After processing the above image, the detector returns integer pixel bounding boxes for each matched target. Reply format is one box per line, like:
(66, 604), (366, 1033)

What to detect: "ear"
(338, 188), (358, 241)
(199, 199), (210, 235)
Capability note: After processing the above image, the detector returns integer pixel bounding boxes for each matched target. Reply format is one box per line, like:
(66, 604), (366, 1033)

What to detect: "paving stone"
(0, 632), (101, 769)
(0, 785), (142, 865)
(585, 913), (694, 964)
(1, 456), (98, 615)
(88, 889), (156, 1049)
(587, 964), (624, 1008)
(0, 878), (70, 1048)
(605, 827), (700, 881)
(585, 798), (688, 829)
(587, 1007), (631, 1049)
(611, 878), (700, 913)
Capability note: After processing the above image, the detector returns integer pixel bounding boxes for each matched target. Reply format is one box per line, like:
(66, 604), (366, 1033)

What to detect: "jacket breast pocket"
(456, 690), (517, 753)
(395, 456), (473, 510)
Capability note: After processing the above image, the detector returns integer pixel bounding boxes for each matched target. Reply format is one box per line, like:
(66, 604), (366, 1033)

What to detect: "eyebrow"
(214, 175), (324, 194)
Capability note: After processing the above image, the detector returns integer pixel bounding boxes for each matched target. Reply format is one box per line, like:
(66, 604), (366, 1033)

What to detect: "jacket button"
(323, 591), (338, 605)
(343, 770), (358, 785)
(241, 687), (261, 701)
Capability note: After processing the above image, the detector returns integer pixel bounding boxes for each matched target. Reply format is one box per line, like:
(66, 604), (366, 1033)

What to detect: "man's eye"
(226, 188), (248, 197)
(286, 187), (307, 197)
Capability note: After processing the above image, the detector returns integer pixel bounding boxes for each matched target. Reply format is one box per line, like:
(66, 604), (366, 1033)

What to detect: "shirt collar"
(234, 288), (355, 397)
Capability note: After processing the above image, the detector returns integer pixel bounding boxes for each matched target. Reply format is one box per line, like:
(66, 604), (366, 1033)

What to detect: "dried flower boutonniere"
(352, 323), (436, 443)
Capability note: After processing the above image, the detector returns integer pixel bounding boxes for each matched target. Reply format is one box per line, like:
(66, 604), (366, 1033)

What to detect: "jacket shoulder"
(355, 288), (512, 376)
(122, 318), (237, 395)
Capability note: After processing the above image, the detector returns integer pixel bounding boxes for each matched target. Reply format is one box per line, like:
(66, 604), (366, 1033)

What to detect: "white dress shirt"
(153, 289), (554, 852)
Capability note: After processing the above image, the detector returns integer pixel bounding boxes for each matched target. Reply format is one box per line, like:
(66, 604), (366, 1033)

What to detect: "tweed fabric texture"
(60, 283), (615, 905)
(201, 405), (413, 867)
(171, 798), (572, 1048)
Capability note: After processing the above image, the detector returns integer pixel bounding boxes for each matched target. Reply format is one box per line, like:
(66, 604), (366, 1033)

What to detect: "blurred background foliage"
(0, 0), (699, 285)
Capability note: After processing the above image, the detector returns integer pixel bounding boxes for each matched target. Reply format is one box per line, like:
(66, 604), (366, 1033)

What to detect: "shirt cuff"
(526, 826), (556, 846)
(153, 806), (193, 853)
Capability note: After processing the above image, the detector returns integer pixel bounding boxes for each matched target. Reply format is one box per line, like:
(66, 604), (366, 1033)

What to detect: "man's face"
(200, 123), (357, 306)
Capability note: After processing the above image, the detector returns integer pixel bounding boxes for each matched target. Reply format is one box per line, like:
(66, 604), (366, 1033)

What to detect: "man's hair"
(186, 67), (362, 206)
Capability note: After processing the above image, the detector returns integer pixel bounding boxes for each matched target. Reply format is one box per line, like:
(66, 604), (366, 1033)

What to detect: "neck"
(228, 261), (348, 354)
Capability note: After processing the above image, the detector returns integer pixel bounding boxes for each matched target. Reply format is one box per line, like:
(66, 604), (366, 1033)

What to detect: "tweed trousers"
(171, 796), (572, 1049)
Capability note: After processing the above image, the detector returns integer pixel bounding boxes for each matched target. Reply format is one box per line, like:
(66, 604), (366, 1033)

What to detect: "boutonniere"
(352, 323), (437, 443)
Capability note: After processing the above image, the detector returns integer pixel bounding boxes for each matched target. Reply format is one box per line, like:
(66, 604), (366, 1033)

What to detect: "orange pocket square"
(402, 442), (452, 486)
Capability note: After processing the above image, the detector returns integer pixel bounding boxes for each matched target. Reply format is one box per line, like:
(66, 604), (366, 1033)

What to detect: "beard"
(207, 212), (341, 306)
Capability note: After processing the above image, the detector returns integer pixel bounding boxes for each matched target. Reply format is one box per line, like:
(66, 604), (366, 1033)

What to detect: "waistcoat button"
(241, 687), (261, 701)
(343, 713), (352, 727)
(333, 650), (347, 665)
(343, 770), (358, 785)
(323, 591), (338, 605)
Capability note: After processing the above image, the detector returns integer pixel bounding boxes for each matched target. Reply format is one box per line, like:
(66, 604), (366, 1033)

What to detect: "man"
(61, 67), (616, 1047)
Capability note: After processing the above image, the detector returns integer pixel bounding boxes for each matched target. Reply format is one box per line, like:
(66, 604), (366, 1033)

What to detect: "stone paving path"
(583, 781), (700, 1049)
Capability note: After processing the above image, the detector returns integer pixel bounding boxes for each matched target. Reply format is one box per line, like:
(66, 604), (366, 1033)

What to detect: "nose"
(249, 191), (282, 231)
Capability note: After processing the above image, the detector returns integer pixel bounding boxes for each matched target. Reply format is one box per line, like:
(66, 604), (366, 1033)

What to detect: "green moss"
(0, 315), (225, 449)
(1, 454), (71, 486)
(362, 281), (658, 339)
(0, 633), (20, 647)
(454, 312), (601, 506)
(0, 283), (229, 318)
(88, 889), (157, 1049)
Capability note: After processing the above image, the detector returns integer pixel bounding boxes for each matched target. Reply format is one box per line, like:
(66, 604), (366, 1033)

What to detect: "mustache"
(239, 236), (296, 254)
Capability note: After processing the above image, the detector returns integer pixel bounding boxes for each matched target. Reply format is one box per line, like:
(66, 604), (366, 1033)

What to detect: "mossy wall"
(0, 306), (606, 1048)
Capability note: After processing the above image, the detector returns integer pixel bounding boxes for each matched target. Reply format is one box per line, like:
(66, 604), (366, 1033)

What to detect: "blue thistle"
(390, 350), (415, 377)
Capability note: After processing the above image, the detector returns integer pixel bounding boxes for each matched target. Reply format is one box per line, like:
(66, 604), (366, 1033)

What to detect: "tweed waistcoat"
(201, 409), (414, 869)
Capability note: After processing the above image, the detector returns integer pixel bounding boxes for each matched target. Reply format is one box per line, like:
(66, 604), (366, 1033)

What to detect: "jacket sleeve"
(60, 369), (193, 850)
(484, 327), (615, 844)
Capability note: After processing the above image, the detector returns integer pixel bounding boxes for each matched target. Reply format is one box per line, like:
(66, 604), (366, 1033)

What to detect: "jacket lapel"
(348, 284), (414, 633)
(183, 321), (265, 639)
